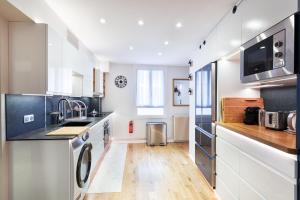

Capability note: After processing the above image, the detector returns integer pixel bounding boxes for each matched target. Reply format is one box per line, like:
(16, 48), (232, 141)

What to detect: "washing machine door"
(76, 143), (93, 188)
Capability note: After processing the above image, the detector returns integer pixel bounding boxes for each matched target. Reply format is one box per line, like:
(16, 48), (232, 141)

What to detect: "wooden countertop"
(217, 122), (297, 154)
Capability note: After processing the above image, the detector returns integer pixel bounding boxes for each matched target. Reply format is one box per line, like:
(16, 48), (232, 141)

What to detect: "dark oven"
(241, 14), (296, 83)
(195, 126), (216, 187)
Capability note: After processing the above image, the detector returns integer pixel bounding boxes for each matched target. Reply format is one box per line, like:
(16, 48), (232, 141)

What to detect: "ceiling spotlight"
(158, 52), (163, 56)
(176, 22), (183, 28)
(164, 41), (169, 45)
(129, 46), (134, 51)
(99, 18), (106, 24)
(138, 20), (144, 26)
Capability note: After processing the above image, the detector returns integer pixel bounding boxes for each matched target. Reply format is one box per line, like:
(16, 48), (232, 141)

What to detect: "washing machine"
(71, 132), (93, 200)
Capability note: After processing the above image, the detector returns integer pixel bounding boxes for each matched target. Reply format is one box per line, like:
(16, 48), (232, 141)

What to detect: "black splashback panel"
(6, 95), (45, 138)
(260, 86), (297, 112)
(6, 94), (102, 138)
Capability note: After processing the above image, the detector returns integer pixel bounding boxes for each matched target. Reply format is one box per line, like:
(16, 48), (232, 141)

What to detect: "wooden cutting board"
(221, 98), (264, 123)
(46, 127), (89, 136)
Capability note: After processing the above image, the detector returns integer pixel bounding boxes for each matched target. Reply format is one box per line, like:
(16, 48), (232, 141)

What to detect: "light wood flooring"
(85, 143), (217, 200)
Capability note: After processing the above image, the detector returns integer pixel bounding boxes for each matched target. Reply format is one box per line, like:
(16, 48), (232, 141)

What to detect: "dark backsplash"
(6, 94), (101, 139)
(6, 95), (46, 138)
(260, 86), (297, 112)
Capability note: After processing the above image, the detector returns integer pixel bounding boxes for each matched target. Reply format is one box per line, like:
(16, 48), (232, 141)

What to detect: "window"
(136, 69), (164, 115)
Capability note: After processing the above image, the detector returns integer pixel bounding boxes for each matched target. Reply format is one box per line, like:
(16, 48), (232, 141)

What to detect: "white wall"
(102, 63), (189, 141)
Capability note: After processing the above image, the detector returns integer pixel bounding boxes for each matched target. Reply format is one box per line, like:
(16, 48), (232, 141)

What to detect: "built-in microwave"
(241, 15), (296, 83)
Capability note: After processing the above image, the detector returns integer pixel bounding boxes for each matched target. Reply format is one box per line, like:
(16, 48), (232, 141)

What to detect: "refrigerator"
(195, 62), (217, 188)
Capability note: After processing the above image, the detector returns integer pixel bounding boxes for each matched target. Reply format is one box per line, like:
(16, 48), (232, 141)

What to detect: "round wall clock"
(115, 75), (127, 88)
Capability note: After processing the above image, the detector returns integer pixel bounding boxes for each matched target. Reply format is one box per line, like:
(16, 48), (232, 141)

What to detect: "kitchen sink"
(60, 121), (92, 127)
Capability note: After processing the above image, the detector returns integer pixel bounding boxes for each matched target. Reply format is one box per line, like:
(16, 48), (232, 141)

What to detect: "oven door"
(76, 143), (93, 188)
(195, 126), (215, 156)
(240, 14), (295, 83)
(195, 143), (216, 188)
(243, 36), (274, 76)
(195, 126), (216, 188)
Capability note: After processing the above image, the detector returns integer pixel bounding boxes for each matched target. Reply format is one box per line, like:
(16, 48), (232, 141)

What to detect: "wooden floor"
(85, 143), (217, 200)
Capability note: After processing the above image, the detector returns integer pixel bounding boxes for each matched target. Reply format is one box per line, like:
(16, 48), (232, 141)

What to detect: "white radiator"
(173, 115), (189, 142)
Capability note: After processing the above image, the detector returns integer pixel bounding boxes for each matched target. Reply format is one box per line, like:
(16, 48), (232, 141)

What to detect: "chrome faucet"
(57, 98), (73, 123)
(72, 100), (88, 119)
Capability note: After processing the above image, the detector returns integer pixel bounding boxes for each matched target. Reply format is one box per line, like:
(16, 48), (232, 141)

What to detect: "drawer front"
(216, 137), (239, 172)
(217, 125), (297, 179)
(239, 151), (296, 200)
(195, 144), (215, 187)
(216, 157), (239, 198)
(239, 178), (264, 200)
(216, 177), (238, 200)
(195, 127), (215, 156)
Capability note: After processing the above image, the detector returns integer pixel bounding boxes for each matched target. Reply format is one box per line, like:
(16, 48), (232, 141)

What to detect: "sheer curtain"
(136, 69), (164, 108)
(151, 70), (164, 107)
(136, 70), (150, 106)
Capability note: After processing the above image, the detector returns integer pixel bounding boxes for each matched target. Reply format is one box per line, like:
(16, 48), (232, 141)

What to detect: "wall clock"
(115, 75), (127, 88)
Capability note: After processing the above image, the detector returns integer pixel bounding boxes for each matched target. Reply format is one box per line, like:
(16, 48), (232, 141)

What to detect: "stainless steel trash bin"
(146, 122), (167, 146)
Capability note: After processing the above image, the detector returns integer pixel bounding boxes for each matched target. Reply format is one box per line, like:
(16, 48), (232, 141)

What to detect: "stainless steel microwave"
(240, 15), (296, 83)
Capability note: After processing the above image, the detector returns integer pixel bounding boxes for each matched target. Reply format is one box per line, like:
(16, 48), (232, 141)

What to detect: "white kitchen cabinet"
(240, 0), (298, 44)
(67, 44), (94, 97)
(89, 120), (104, 173)
(216, 7), (242, 57)
(93, 68), (105, 97)
(191, 0), (297, 69)
(216, 125), (297, 200)
(9, 22), (72, 95)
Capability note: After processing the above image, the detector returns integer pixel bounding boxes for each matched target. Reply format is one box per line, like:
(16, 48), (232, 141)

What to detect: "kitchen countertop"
(7, 112), (113, 141)
(217, 122), (297, 154)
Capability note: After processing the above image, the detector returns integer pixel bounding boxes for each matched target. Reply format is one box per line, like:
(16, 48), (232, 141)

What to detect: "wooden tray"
(46, 127), (89, 136)
(221, 98), (264, 123)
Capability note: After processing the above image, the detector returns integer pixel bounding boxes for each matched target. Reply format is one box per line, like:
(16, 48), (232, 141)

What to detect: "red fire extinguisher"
(129, 120), (134, 134)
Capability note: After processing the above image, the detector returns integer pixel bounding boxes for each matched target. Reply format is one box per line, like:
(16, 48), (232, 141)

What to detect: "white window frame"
(136, 68), (165, 116)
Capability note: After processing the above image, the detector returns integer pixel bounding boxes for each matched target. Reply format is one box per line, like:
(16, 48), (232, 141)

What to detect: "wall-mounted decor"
(188, 59), (193, 67)
(115, 75), (127, 88)
(173, 79), (189, 106)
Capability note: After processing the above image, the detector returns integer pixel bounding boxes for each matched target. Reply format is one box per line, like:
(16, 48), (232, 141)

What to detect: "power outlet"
(24, 114), (34, 123)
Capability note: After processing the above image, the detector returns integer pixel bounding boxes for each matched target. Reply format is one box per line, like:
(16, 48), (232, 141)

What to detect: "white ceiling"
(45, 0), (237, 66)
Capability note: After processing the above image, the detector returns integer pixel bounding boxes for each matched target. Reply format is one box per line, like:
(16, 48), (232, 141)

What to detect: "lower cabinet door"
(195, 143), (215, 187)
(239, 151), (296, 200)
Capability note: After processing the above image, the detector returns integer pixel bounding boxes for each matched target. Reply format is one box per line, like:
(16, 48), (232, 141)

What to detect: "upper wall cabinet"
(192, 0), (297, 69)
(217, 8), (242, 58)
(93, 68), (105, 97)
(9, 22), (72, 95)
(240, 0), (298, 44)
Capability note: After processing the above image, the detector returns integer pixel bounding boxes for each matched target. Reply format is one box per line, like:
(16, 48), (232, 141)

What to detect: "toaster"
(265, 111), (288, 130)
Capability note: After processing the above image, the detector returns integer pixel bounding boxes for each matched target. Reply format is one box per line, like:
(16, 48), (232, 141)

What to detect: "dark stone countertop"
(7, 112), (113, 141)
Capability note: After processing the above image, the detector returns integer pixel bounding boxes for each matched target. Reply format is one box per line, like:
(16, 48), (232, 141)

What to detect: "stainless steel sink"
(60, 121), (92, 127)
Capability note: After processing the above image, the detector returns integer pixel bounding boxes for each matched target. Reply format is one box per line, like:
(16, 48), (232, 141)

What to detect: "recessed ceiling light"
(129, 46), (134, 51)
(99, 18), (106, 24)
(176, 22), (182, 28)
(138, 20), (144, 26)
(164, 41), (169, 46)
(158, 52), (163, 56)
